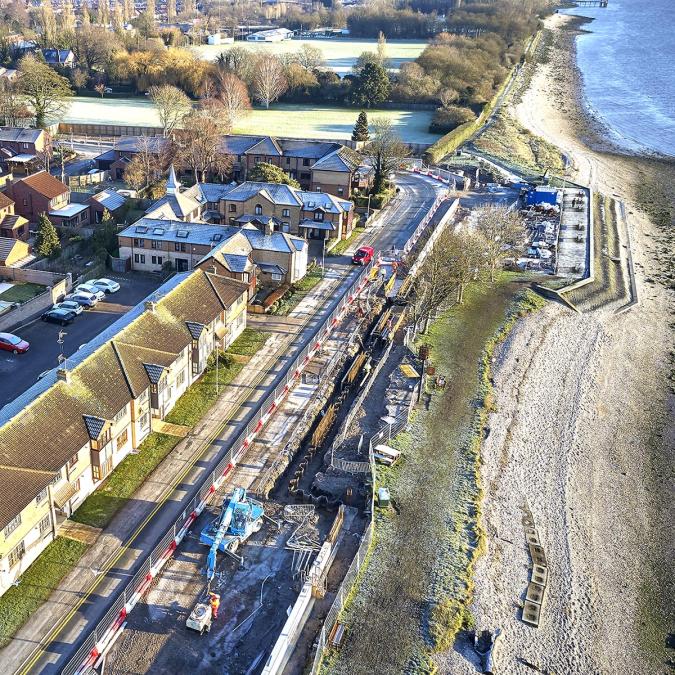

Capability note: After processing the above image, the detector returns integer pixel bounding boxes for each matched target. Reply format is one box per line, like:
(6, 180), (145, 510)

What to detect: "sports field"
(192, 38), (428, 75)
(63, 98), (440, 144)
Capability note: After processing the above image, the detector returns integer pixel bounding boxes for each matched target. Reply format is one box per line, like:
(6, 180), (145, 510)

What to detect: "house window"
(338, 187), (344, 195)
(113, 407), (126, 423)
(302, 159), (310, 166)
(51, 470), (62, 485)
(7, 541), (25, 568)
(38, 514), (51, 535)
(314, 211), (324, 221)
(140, 412), (149, 429)
(229, 204), (236, 212)
(282, 208), (290, 217)
(140, 254), (145, 263)
(134, 254), (139, 263)
(254, 204), (263, 215)
(282, 222), (290, 232)
(272, 272), (282, 281)
(3, 514), (21, 538)
(116, 429), (128, 450)
(68, 452), (78, 469)
(157, 256), (163, 266)
(152, 256), (157, 265)
(285, 157), (290, 165)
(134, 238), (145, 247)
(177, 370), (186, 386)
(36, 487), (48, 504)
(314, 185), (321, 192)
(229, 217), (235, 225)
(151, 240), (158, 249)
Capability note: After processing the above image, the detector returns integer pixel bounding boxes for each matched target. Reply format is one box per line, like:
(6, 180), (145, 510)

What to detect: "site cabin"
(373, 444), (401, 466)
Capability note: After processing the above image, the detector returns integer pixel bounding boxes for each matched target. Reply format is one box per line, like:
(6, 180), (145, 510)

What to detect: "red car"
(352, 246), (375, 265)
(0, 332), (30, 354)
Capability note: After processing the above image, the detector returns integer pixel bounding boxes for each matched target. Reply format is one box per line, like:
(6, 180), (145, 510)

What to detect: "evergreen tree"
(352, 110), (370, 142)
(248, 162), (300, 188)
(350, 62), (391, 109)
(35, 213), (60, 257)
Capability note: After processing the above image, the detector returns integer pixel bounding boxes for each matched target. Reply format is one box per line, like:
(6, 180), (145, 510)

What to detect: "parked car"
(41, 308), (77, 326)
(65, 291), (99, 308)
(75, 283), (106, 300)
(92, 278), (120, 294)
(53, 300), (84, 315)
(352, 246), (375, 265)
(0, 332), (29, 354)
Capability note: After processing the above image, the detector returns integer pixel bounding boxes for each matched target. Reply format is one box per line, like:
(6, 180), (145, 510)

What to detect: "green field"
(63, 97), (440, 144)
(192, 38), (428, 75)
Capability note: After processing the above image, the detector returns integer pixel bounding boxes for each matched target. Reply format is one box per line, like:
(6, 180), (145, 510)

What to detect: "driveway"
(0, 273), (168, 407)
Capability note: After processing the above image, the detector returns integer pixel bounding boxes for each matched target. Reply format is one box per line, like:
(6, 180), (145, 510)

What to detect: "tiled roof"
(0, 214), (27, 230)
(244, 137), (282, 156)
(145, 191), (201, 219)
(278, 139), (340, 159)
(225, 182), (302, 207)
(82, 415), (106, 440)
(312, 146), (361, 172)
(19, 171), (68, 199)
(0, 127), (43, 144)
(199, 182), (237, 203)
(90, 188), (127, 211)
(298, 190), (351, 214)
(0, 236), (20, 260)
(112, 343), (176, 398)
(119, 218), (229, 247)
(185, 321), (204, 339)
(0, 191), (14, 209)
(221, 253), (251, 273)
(0, 467), (56, 530)
(143, 363), (166, 384)
(114, 136), (169, 154)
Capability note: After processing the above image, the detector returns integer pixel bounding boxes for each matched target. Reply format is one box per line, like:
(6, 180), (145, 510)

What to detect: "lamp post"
(321, 234), (326, 278)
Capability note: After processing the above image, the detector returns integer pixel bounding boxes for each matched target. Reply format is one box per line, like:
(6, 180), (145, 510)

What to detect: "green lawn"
(0, 283), (46, 304)
(270, 267), (323, 315)
(70, 433), (180, 529)
(226, 327), (272, 357)
(63, 97), (440, 144)
(328, 226), (366, 256)
(0, 537), (88, 648)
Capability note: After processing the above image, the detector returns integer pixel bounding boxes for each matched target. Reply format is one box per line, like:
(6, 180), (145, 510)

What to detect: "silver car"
(53, 300), (84, 315)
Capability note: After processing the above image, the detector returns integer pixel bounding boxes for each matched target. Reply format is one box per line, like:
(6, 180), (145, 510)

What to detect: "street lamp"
(321, 235), (326, 278)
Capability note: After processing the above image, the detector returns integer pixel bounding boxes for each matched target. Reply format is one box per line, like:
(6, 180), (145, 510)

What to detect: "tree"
(295, 44), (323, 70)
(92, 208), (118, 259)
(362, 118), (409, 194)
(35, 213), (60, 258)
(475, 204), (524, 281)
(173, 110), (232, 182)
(376, 31), (388, 66)
(167, 0), (176, 21)
(248, 162), (300, 188)
(213, 72), (251, 129)
(429, 105), (476, 134)
(16, 54), (73, 127)
(123, 135), (165, 191)
(60, 0), (76, 34)
(149, 84), (192, 136)
(94, 82), (106, 97)
(352, 110), (369, 142)
(350, 61), (390, 108)
(0, 80), (32, 126)
(446, 229), (485, 304)
(253, 55), (287, 109)
(39, 0), (57, 45)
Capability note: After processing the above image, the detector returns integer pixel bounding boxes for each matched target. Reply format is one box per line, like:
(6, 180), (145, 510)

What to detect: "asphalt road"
(9, 172), (443, 674)
(0, 275), (165, 408)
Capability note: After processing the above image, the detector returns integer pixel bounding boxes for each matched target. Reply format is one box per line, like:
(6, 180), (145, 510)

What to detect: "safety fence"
(59, 260), (376, 675)
(310, 409), (410, 674)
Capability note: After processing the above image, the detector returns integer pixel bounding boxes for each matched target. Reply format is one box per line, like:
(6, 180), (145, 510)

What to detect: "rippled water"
(563, 0), (675, 157)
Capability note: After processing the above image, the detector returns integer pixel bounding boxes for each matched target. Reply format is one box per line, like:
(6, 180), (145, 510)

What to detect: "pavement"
(1, 172), (442, 675)
(0, 273), (167, 408)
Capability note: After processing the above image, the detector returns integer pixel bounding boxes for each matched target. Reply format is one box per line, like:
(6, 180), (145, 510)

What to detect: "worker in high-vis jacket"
(210, 593), (220, 619)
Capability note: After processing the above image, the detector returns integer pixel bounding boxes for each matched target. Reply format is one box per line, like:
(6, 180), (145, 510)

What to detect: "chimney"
(57, 367), (71, 383)
(144, 300), (157, 313)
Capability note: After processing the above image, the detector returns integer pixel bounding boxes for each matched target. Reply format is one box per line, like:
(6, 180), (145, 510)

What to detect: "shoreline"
(436, 10), (673, 675)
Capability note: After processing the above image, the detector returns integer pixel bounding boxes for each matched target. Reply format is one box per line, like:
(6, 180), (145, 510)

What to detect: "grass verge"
(270, 266), (323, 315)
(328, 227), (366, 257)
(226, 327), (271, 357)
(0, 537), (89, 648)
(325, 276), (545, 674)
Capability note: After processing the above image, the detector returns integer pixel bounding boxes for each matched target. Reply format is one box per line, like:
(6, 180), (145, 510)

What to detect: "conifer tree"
(35, 213), (60, 257)
(352, 110), (370, 142)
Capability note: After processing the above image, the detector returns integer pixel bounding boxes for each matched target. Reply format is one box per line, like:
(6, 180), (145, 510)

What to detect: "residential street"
(3, 172), (443, 675)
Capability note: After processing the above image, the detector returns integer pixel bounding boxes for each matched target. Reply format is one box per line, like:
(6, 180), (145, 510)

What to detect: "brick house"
(0, 191), (29, 241)
(0, 127), (51, 176)
(8, 171), (71, 224)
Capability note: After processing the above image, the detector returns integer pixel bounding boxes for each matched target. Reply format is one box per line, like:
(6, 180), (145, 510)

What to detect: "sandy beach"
(437, 12), (674, 675)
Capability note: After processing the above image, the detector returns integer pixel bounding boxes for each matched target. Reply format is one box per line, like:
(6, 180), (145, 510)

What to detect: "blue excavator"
(186, 487), (265, 634)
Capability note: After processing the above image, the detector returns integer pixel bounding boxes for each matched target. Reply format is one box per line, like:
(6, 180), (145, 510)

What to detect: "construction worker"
(209, 593), (220, 620)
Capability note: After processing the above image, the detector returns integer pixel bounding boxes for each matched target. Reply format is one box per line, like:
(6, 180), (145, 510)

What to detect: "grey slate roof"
(0, 236), (20, 260)
(114, 136), (169, 154)
(185, 321), (205, 339)
(245, 137), (282, 156)
(221, 253), (250, 273)
(90, 188), (127, 211)
(278, 139), (340, 159)
(199, 182), (237, 203)
(0, 127), (44, 144)
(297, 190), (351, 214)
(82, 415), (106, 440)
(119, 219), (229, 246)
(312, 146), (361, 172)
(225, 182), (302, 207)
(143, 363), (166, 384)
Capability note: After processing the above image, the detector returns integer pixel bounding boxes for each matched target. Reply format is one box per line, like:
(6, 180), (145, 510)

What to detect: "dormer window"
(314, 210), (324, 221)
(255, 204), (263, 215)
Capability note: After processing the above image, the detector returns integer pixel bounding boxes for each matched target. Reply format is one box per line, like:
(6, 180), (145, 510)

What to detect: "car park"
(65, 291), (99, 308)
(92, 278), (121, 294)
(75, 283), (106, 300)
(41, 308), (77, 326)
(53, 300), (84, 315)
(352, 246), (375, 265)
(0, 332), (29, 354)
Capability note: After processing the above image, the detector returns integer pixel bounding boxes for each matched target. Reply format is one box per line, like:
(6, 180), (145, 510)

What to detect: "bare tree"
(295, 44), (323, 70)
(173, 110), (232, 182)
(149, 84), (192, 136)
(474, 204), (524, 282)
(253, 55), (287, 109)
(361, 118), (409, 193)
(446, 229), (485, 304)
(213, 72), (251, 129)
(16, 54), (73, 127)
(123, 135), (165, 191)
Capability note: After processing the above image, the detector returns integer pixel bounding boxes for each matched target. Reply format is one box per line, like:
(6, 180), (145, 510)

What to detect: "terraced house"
(0, 269), (248, 597)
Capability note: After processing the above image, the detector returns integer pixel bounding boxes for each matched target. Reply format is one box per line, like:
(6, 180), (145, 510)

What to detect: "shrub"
(429, 105), (477, 134)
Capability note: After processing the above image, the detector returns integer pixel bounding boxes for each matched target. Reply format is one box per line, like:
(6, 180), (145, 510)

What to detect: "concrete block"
(522, 600), (541, 627)
(528, 543), (547, 567)
(531, 564), (548, 586)
(526, 582), (546, 605)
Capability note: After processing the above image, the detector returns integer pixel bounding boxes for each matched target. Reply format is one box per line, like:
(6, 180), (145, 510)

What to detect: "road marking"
(16, 272), (351, 675)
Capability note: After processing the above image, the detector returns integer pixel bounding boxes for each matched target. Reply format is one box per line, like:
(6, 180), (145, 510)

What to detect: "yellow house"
(0, 236), (29, 266)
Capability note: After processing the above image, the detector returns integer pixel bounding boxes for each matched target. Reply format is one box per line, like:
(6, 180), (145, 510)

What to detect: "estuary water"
(563, 0), (675, 157)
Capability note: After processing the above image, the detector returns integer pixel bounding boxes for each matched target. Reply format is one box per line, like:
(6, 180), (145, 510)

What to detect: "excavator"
(186, 487), (264, 634)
